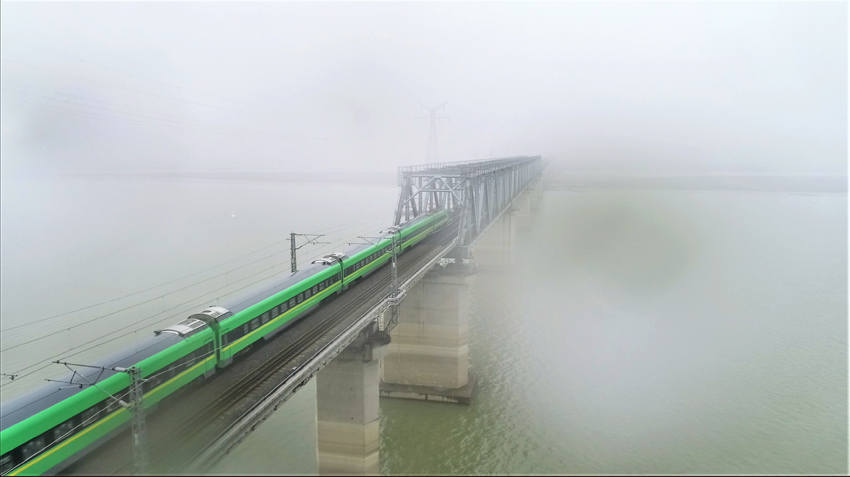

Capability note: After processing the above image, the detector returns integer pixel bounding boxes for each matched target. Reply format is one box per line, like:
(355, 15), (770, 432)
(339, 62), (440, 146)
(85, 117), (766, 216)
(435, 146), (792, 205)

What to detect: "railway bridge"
(60, 155), (544, 476)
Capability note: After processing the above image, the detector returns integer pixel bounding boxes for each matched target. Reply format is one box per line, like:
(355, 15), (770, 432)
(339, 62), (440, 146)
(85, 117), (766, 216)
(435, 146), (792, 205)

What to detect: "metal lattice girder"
(393, 155), (543, 255)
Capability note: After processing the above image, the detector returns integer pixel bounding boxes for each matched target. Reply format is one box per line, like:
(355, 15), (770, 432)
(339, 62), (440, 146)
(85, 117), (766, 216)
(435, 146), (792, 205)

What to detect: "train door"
(202, 337), (216, 378)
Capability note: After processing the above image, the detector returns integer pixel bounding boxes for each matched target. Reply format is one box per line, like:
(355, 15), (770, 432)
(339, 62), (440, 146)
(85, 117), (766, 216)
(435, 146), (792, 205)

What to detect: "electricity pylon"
(417, 102), (449, 163)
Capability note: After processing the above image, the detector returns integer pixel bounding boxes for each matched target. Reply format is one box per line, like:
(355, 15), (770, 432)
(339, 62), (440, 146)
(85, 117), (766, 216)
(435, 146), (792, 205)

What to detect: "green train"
(0, 209), (450, 476)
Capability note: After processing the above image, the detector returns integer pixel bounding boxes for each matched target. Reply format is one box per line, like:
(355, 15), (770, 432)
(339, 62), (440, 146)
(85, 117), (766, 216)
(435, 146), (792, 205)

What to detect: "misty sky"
(0, 1), (846, 176)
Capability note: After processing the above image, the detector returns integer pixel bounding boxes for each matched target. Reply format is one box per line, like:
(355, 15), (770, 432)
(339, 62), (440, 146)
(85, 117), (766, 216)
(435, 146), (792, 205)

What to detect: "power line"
(0, 253), (279, 352)
(1, 208), (389, 333)
(417, 102), (450, 163)
(1, 217), (398, 383)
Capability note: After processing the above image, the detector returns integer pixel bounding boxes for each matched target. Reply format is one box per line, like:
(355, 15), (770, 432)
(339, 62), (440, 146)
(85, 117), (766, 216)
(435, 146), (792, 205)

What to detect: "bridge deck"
(63, 219), (460, 475)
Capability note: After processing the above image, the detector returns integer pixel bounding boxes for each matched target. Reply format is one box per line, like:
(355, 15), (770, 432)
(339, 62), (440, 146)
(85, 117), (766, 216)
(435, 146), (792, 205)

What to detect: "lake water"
(1, 177), (846, 474)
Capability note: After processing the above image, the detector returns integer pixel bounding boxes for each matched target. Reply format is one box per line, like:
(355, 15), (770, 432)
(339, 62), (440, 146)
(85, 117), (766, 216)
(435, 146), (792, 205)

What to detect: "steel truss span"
(393, 155), (543, 258)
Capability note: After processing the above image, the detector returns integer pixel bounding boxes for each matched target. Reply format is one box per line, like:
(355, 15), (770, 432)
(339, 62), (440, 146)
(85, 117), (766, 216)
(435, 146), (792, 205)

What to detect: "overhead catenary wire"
(1, 217), (388, 351)
(1, 208), (391, 333)
(1, 217), (399, 386)
(0, 213), (389, 340)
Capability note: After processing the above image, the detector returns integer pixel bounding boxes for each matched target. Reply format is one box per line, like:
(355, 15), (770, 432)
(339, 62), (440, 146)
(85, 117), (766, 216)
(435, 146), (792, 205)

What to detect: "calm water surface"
(1, 178), (846, 474)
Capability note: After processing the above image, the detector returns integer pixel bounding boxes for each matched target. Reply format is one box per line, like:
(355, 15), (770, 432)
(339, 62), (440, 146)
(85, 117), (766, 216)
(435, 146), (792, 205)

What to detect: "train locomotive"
(0, 209), (449, 476)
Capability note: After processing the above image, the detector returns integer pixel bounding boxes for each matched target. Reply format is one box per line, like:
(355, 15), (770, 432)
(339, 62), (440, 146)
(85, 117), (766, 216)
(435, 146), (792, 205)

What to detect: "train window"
(80, 404), (100, 427)
(20, 435), (46, 462)
(312, 285), (318, 295)
(261, 312), (269, 325)
(161, 361), (176, 380)
(106, 396), (123, 414)
(145, 374), (162, 392)
(243, 324), (250, 335)
(289, 298), (296, 308)
(297, 294), (303, 304)
(318, 281), (324, 292)
(52, 419), (75, 443)
(1, 453), (14, 474)
(305, 288), (312, 299)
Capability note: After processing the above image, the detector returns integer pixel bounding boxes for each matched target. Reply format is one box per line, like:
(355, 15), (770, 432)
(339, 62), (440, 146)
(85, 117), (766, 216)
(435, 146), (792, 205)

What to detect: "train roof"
(219, 261), (330, 316)
(1, 332), (182, 432)
(334, 212), (444, 260)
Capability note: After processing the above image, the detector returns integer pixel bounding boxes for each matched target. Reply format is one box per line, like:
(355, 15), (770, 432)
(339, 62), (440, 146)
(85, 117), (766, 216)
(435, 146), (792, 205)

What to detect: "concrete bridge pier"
(380, 265), (476, 404)
(316, 326), (387, 475)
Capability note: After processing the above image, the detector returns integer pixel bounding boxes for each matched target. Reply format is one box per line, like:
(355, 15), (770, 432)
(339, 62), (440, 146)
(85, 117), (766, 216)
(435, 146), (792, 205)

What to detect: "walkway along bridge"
(64, 155), (544, 476)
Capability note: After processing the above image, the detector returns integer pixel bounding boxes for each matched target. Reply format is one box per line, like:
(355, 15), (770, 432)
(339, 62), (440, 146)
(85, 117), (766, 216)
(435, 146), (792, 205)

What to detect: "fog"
(1, 1), (845, 178)
(1, 3), (848, 474)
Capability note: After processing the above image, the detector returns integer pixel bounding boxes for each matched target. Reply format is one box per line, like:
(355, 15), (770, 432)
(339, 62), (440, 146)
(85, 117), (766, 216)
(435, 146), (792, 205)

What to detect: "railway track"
(109, 219), (459, 474)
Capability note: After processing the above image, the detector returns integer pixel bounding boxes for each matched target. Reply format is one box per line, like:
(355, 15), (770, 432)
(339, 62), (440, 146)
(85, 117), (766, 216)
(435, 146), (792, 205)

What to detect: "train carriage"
(0, 326), (214, 476)
(0, 209), (450, 476)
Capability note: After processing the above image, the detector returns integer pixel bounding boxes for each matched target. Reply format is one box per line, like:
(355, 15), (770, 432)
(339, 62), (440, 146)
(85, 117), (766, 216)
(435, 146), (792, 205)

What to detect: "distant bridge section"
(394, 155), (543, 259)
